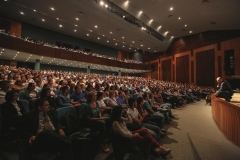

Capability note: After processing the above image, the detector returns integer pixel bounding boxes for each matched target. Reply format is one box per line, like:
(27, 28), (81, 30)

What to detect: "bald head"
(216, 77), (223, 83)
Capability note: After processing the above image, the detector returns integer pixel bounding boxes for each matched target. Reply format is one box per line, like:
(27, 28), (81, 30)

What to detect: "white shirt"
(96, 100), (106, 108)
(127, 108), (139, 119)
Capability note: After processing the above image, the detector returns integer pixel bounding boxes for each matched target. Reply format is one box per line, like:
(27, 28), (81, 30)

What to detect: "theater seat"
(19, 91), (25, 100)
(18, 100), (30, 112)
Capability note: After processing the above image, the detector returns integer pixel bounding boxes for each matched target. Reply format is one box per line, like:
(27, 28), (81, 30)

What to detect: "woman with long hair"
(111, 105), (171, 160)
(23, 82), (39, 101)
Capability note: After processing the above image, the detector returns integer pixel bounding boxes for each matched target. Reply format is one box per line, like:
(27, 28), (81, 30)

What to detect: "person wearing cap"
(215, 77), (233, 102)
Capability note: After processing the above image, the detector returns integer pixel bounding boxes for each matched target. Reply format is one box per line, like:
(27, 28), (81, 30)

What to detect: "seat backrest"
(29, 98), (38, 111)
(19, 91), (25, 100)
(56, 106), (76, 121)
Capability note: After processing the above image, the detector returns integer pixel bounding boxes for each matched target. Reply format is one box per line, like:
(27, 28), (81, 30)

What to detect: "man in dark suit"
(20, 98), (74, 160)
(215, 77), (233, 102)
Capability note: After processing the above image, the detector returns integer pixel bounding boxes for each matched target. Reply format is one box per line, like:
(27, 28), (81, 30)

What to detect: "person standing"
(215, 77), (233, 102)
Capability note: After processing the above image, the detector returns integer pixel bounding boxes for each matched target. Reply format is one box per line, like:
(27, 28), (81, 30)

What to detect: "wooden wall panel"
(191, 61), (194, 83)
(162, 59), (171, 81)
(176, 55), (189, 83)
(217, 56), (222, 77)
(150, 62), (158, 80)
(196, 49), (215, 86)
(0, 16), (22, 37)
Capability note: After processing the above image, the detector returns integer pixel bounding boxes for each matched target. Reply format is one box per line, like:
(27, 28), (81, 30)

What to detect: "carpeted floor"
(1, 100), (240, 160)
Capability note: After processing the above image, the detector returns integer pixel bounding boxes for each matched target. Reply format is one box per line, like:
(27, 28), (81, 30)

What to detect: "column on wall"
(87, 66), (91, 74)
(118, 70), (121, 76)
(35, 59), (40, 71)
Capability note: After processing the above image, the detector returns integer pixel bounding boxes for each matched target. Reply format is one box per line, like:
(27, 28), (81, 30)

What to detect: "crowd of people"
(0, 29), (143, 64)
(0, 64), (216, 159)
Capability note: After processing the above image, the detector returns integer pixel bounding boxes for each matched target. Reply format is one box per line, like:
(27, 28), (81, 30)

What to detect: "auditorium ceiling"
(0, 0), (240, 53)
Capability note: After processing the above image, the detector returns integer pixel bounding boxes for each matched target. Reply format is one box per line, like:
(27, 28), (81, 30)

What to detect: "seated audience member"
(111, 106), (171, 160)
(13, 80), (26, 91)
(215, 77), (233, 102)
(96, 92), (112, 117)
(83, 91), (110, 153)
(23, 83), (39, 101)
(127, 98), (161, 140)
(116, 91), (128, 107)
(35, 79), (42, 93)
(40, 88), (55, 109)
(1, 90), (26, 130)
(57, 86), (79, 108)
(19, 98), (74, 160)
(143, 93), (165, 129)
(70, 84), (86, 104)
(106, 90), (119, 108)
(0, 80), (10, 105)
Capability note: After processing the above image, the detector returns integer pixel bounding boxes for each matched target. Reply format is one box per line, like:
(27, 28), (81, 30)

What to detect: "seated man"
(70, 84), (86, 104)
(215, 77), (233, 102)
(142, 94), (165, 133)
(127, 98), (161, 140)
(19, 98), (74, 160)
(116, 91), (128, 107)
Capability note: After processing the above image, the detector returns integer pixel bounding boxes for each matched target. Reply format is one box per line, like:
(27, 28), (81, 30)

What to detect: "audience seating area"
(0, 64), (216, 160)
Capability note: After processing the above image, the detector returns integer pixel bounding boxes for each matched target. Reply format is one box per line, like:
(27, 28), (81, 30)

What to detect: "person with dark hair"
(215, 77), (233, 102)
(111, 106), (171, 160)
(1, 90), (25, 129)
(116, 91), (128, 107)
(70, 84), (86, 104)
(127, 98), (161, 140)
(40, 88), (55, 109)
(83, 91), (110, 153)
(19, 98), (74, 160)
(13, 79), (26, 91)
(23, 82), (39, 101)
(96, 92), (112, 117)
(142, 93), (165, 129)
(57, 86), (78, 108)
(0, 80), (10, 104)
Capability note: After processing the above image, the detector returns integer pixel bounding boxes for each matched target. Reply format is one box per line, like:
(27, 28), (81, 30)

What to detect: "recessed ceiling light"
(105, 4), (108, 8)
(178, 17), (181, 20)
(95, 25), (98, 28)
(123, 15), (125, 18)
(141, 45), (143, 46)
(17, 52), (19, 54)
(185, 24), (187, 27)
(110, 32), (112, 34)
(42, 19), (45, 21)
(115, 43), (117, 45)
(74, 30), (77, 32)
(51, 7), (55, 11)
(59, 24), (62, 27)
(170, 7), (173, 11)
(154, 51), (156, 52)
(107, 41), (109, 43)
(20, 12), (24, 15)
(75, 25), (77, 26)
(87, 34), (89, 36)
(139, 11), (143, 14)
(33, 9), (36, 12)
(98, 37), (100, 39)
(132, 41), (135, 43)
(123, 46), (125, 47)
(102, 35), (105, 36)
(129, 48), (131, 49)
(100, 1), (104, 6)
(56, 18), (59, 20)
(76, 18), (79, 20)
(189, 31), (192, 33)
(113, 39), (115, 40)
(148, 48), (150, 49)
(89, 30), (92, 32)
(122, 37), (124, 39)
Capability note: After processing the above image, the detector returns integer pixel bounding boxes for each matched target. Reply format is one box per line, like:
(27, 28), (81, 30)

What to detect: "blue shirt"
(143, 100), (153, 115)
(70, 92), (86, 102)
(57, 93), (71, 107)
(116, 96), (126, 105)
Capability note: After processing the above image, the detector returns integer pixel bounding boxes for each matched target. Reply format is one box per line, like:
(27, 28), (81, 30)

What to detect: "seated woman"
(57, 86), (80, 108)
(13, 79), (26, 91)
(23, 82), (39, 101)
(83, 91), (110, 153)
(106, 90), (119, 108)
(96, 92), (112, 117)
(40, 87), (55, 109)
(111, 106), (171, 160)
(1, 90), (26, 130)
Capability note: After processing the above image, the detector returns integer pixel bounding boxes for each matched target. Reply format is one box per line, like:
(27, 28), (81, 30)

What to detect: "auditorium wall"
(21, 23), (118, 58)
(145, 34), (240, 87)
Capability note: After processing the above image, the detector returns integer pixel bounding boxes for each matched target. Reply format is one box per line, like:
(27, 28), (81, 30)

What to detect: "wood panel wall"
(144, 31), (240, 87)
(176, 55), (189, 84)
(0, 16), (21, 37)
(196, 49), (215, 86)
(118, 51), (130, 60)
